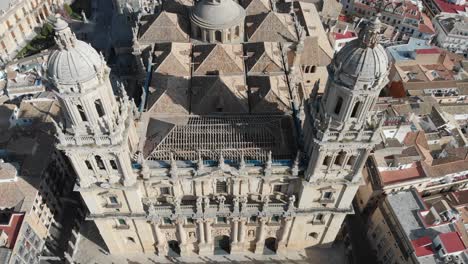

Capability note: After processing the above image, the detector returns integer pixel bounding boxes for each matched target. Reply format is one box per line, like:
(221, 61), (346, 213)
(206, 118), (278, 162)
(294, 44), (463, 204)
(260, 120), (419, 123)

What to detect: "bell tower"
(298, 15), (389, 245)
(49, 15), (139, 188)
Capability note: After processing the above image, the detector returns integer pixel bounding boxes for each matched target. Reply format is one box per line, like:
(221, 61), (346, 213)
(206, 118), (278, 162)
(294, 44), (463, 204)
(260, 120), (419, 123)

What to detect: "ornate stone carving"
(213, 228), (230, 237)
(163, 230), (177, 241)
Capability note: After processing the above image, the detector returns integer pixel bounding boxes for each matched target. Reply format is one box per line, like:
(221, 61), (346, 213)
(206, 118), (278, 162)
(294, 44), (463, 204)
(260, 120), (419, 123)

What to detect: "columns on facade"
(277, 217), (293, 253)
(176, 218), (189, 255)
(197, 219), (205, 244)
(198, 219), (213, 255)
(231, 218), (245, 253)
(254, 217), (267, 254)
(153, 221), (168, 256)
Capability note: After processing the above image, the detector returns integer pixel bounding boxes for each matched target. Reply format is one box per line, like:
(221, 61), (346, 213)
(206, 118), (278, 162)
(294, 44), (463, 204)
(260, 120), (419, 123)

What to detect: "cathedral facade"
(49, 0), (389, 257)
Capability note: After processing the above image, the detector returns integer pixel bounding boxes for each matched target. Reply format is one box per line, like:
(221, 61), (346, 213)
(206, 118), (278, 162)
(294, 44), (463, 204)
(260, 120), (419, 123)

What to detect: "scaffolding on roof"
(146, 115), (297, 161)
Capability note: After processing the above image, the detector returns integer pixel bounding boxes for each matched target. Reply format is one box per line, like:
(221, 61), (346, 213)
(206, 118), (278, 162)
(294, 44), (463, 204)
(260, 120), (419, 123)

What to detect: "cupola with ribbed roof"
(190, 0), (246, 43)
(47, 15), (106, 92)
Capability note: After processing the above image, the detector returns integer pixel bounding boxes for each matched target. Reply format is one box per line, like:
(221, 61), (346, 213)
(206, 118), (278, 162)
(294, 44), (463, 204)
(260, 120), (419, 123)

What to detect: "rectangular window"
(163, 217), (172, 225)
(250, 216), (257, 223)
(109, 196), (118, 204)
(273, 185), (282, 192)
(216, 181), (227, 193)
(186, 218), (194, 224)
(315, 214), (324, 222)
(110, 160), (118, 170)
(85, 160), (93, 170)
(323, 192), (333, 199)
(118, 219), (126, 225)
(160, 187), (170, 195)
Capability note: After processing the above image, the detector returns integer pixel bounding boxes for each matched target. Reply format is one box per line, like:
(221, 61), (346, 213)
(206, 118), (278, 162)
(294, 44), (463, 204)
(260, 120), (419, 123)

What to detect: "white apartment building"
(0, 0), (63, 65)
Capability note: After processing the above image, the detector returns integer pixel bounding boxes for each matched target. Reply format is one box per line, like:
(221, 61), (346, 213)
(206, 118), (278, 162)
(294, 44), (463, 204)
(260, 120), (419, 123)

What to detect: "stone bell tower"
(48, 16), (139, 188)
(297, 15), (389, 245)
(48, 15), (144, 253)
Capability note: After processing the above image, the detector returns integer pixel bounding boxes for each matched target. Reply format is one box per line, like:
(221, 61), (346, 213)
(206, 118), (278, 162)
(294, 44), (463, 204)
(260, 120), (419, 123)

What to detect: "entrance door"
(264, 237), (277, 255)
(214, 235), (230, 255)
(167, 240), (181, 257)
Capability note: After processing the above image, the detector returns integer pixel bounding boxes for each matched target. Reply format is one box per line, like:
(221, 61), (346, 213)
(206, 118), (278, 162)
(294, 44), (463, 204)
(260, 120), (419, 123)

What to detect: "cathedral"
(47, 0), (389, 257)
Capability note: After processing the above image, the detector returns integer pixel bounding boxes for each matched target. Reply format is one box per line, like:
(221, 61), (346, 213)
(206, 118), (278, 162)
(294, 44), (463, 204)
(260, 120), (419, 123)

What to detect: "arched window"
(126, 237), (135, 243)
(334, 97), (343, 115)
(351, 102), (360, 118)
(311, 66), (316, 73)
(95, 99), (105, 117)
(322, 156), (332, 166)
(347, 156), (357, 167)
(235, 26), (240, 37)
(335, 151), (346, 166)
(215, 31), (222, 42)
(85, 160), (93, 170)
(77, 105), (87, 121)
(95, 156), (105, 170)
(110, 160), (118, 170)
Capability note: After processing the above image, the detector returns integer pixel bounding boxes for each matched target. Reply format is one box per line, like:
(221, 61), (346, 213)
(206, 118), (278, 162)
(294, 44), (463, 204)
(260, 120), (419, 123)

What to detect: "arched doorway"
(214, 235), (230, 255)
(215, 31), (222, 42)
(167, 240), (181, 257)
(264, 237), (277, 255)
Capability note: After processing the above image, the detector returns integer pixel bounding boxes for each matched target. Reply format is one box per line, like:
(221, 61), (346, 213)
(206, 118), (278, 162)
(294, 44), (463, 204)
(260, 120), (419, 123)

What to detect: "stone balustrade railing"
(86, 203), (353, 220)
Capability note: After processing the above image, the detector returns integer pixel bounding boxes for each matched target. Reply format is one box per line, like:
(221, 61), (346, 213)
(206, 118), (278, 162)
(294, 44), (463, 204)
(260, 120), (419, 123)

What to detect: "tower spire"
(53, 14), (77, 50)
(358, 13), (382, 48)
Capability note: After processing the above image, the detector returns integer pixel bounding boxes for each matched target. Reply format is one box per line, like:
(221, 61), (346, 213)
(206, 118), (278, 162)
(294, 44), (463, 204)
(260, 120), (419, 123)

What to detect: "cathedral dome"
(332, 15), (389, 88)
(190, 0), (246, 30)
(47, 16), (103, 85)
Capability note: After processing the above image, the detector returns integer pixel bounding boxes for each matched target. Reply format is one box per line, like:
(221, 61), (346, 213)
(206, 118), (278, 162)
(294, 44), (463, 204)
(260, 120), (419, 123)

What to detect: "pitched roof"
(246, 12), (298, 43)
(192, 44), (244, 75)
(411, 236), (434, 257)
(244, 42), (284, 74)
(147, 76), (190, 114)
(241, 0), (271, 15)
(247, 75), (291, 113)
(300, 36), (332, 66)
(138, 12), (189, 44)
(439, 232), (466, 253)
(152, 43), (191, 76)
(190, 75), (249, 114)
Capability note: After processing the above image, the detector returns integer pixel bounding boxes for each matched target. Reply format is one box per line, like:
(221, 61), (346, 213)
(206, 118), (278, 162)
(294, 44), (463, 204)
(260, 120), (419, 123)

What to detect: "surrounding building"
(46, 0), (390, 257)
(385, 45), (468, 98)
(432, 12), (468, 55)
(0, 0), (63, 64)
(341, 0), (435, 40)
(367, 189), (468, 263)
(423, 0), (467, 18)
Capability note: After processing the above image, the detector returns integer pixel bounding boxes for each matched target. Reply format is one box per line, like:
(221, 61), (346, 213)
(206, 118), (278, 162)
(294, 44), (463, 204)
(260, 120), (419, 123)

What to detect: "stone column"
(232, 220), (239, 243)
(277, 217), (293, 253)
(197, 219), (205, 244)
(231, 218), (244, 253)
(176, 219), (189, 256)
(154, 222), (168, 256)
(254, 218), (267, 254)
(199, 219), (213, 255)
(205, 220), (213, 244)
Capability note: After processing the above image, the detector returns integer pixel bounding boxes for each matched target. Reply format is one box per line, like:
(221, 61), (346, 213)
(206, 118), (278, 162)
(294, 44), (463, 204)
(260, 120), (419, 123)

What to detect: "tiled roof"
(244, 42), (284, 74)
(247, 75), (291, 113)
(138, 12), (190, 44)
(439, 232), (466, 253)
(246, 12), (298, 43)
(379, 162), (426, 185)
(433, 0), (467, 13)
(411, 236), (435, 257)
(192, 44), (244, 75)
